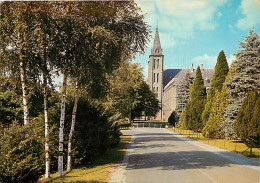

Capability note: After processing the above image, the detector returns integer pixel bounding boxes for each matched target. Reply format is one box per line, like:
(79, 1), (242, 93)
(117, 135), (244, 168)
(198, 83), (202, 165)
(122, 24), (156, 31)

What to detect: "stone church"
(148, 27), (214, 120)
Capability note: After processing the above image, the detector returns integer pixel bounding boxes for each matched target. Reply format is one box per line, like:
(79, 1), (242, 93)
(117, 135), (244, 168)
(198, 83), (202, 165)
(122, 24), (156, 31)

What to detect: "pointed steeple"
(151, 25), (163, 55)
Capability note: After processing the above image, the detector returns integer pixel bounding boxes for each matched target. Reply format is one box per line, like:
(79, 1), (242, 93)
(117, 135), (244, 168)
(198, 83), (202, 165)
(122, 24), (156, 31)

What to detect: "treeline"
(0, 2), (159, 182)
(174, 30), (260, 154)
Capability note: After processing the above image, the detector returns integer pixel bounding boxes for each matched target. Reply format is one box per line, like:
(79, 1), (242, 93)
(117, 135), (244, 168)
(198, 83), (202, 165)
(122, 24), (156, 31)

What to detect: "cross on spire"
(151, 25), (163, 55)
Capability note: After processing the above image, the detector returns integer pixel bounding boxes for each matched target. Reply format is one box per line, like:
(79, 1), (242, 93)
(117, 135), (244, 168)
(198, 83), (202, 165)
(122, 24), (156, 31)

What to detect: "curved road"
(110, 128), (260, 183)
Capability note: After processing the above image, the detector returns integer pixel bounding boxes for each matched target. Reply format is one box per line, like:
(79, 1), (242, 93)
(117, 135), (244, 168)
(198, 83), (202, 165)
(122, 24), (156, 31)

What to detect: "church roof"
(164, 68), (214, 91)
(163, 69), (182, 87)
(151, 26), (163, 56)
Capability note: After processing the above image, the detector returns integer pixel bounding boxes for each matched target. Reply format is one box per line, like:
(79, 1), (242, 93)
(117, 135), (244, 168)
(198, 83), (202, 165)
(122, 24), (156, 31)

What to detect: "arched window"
(153, 59), (156, 69)
(153, 73), (156, 83)
(157, 73), (159, 83)
(157, 59), (159, 68)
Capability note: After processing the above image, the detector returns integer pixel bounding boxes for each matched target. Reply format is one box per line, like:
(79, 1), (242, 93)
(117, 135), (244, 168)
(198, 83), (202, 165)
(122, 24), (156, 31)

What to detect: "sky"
(133, 0), (260, 78)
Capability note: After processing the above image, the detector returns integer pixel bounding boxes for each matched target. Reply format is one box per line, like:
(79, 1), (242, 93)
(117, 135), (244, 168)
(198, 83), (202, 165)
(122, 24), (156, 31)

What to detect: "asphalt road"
(110, 128), (260, 183)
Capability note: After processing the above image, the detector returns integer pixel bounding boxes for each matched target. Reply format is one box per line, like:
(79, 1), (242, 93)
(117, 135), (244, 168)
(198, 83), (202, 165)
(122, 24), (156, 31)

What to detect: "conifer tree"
(176, 109), (186, 129)
(185, 66), (206, 132)
(202, 50), (229, 125)
(223, 30), (260, 139)
(203, 69), (233, 138)
(175, 71), (193, 119)
(235, 91), (260, 156)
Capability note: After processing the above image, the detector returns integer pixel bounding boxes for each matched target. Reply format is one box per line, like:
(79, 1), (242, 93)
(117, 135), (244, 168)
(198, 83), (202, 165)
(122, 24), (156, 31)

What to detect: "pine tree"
(235, 91), (260, 156)
(185, 66), (206, 132)
(223, 30), (260, 139)
(202, 50), (229, 125)
(175, 71), (193, 119)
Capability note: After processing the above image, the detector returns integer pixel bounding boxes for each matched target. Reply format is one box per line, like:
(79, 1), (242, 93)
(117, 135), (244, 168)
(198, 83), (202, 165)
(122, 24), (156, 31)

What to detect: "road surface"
(110, 128), (260, 183)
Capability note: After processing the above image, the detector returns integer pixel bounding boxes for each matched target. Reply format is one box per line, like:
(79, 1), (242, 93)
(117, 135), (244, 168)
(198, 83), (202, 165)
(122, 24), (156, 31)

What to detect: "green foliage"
(177, 109), (187, 129)
(223, 30), (260, 139)
(185, 66), (206, 132)
(175, 71), (193, 118)
(65, 97), (121, 165)
(107, 62), (159, 121)
(235, 91), (260, 148)
(168, 110), (177, 126)
(0, 122), (45, 183)
(202, 50), (229, 124)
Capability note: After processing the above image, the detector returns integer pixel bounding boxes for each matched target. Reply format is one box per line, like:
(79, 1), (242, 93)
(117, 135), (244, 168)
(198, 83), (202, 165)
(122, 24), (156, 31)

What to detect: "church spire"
(151, 25), (163, 55)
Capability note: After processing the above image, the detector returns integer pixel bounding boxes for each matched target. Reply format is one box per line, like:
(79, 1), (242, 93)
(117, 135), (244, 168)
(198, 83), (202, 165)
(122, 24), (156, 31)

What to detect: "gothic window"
(157, 59), (159, 68)
(153, 73), (156, 83)
(153, 59), (156, 69)
(157, 73), (159, 83)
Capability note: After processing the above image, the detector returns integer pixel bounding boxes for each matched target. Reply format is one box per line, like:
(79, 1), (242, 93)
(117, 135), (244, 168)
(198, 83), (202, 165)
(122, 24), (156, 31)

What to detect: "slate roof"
(163, 69), (182, 87)
(164, 68), (214, 91)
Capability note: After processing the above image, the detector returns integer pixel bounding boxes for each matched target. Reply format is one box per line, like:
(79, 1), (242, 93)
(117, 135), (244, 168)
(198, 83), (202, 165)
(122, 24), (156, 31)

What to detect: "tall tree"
(175, 71), (194, 119)
(235, 91), (260, 156)
(185, 66), (207, 132)
(202, 69), (234, 138)
(202, 50), (229, 125)
(223, 30), (260, 139)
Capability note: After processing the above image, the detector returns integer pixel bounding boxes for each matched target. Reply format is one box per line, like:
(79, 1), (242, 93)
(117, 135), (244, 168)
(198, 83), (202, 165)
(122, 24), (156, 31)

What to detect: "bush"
(0, 122), (44, 183)
(235, 91), (260, 150)
(66, 98), (121, 166)
(168, 110), (177, 126)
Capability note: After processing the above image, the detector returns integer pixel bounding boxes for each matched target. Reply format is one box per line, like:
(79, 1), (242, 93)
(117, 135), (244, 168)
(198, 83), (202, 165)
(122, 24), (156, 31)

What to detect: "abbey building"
(148, 27), (214, 120)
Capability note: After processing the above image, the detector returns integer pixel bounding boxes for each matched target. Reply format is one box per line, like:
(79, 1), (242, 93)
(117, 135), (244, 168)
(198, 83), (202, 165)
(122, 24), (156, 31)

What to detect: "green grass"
(150, 120), (168, 123)
(38, 135), (131, 183)
(168, 128), (260, 158)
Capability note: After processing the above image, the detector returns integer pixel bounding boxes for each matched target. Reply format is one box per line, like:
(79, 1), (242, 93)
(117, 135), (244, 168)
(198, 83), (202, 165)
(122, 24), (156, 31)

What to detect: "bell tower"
(148, 26), (164, 120)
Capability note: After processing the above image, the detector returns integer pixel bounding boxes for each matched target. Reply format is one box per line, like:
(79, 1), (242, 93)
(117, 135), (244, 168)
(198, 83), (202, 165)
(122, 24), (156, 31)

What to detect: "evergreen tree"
(202, 50), (229, 125)
(176, 109), (186, 129)
(185, 66), (206, 132)
(223, 30), (260, 139)
(203, 70), (233, 138)
(175, 71), (193, 119)
(235, 91), (260, 156)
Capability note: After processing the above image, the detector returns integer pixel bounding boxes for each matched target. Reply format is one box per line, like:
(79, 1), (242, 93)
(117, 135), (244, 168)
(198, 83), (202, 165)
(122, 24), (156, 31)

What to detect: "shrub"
(0, 122), (44, 183)
(168, 110), (177, 126)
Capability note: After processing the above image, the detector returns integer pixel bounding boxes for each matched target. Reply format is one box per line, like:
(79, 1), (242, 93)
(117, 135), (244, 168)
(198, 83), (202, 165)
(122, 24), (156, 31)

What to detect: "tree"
(175, 71), (193, 119)
(202, 70), (233, 138)
(185, 66), (207, 132)
(235, 91), (260, 156)
(223, 30), (260, 139)
(202, 50), (229, 125)
(177, 109), (187, 129)
(168, 110), (177, 126)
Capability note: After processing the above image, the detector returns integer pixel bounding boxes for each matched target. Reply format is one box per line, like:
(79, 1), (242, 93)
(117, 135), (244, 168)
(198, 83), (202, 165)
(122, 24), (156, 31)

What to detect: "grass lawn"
(168, 128), (260, 158)
(38, 135), (131, 183)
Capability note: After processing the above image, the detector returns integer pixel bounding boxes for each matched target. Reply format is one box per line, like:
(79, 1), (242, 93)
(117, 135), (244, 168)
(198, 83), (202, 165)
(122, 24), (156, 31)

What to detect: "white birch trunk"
(67, 82), (79, 171)
(58, 72), (67, 176)
(19, 61), (30, 125)
(43, 75), (50, 178)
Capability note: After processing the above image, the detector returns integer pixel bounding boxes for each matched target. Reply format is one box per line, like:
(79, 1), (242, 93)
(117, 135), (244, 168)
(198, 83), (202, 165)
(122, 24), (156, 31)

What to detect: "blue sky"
(134, 0), (260, 78)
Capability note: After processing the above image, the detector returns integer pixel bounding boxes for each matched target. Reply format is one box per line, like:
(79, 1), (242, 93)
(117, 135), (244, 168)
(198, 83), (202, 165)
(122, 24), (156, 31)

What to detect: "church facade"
(148, 27), (214, 120)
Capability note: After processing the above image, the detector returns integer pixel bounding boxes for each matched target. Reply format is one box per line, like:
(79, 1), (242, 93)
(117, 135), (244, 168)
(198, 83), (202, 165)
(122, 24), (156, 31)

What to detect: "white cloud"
(236, 0), (260, 30)
(137, 0), (227, 40)
(191, 54), (217, 68)
(226, 54), (235, 66)
(192, 53), (235, 69)
(218, 12), (222, 17)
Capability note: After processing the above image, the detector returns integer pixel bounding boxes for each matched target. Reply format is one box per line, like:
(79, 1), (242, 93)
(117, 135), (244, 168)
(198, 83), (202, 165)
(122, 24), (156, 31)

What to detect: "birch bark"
(67, 82), (79, 171)
(58, 72), (67, 176)
(43, 75), (50, 178)
(19, 61), (30, 125)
